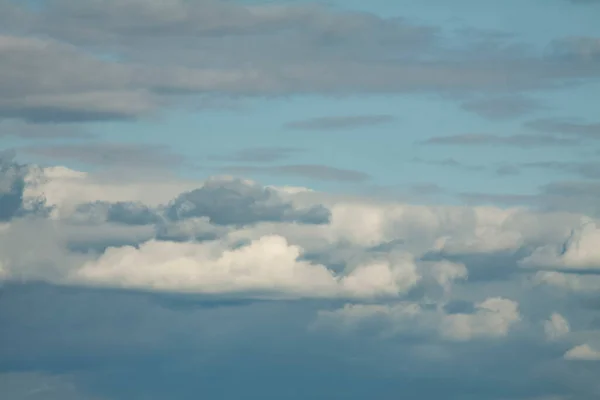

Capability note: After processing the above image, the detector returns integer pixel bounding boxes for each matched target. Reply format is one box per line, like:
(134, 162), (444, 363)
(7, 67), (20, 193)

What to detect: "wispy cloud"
(284, 115), (395, 131)
(209, 147), (304, 163)
(460, 96), (544, 120)
(220, 164), (370, 182)
(22, 143), (188, 169)
(525, 118), (600, 138)
(420, 133), (579, 148)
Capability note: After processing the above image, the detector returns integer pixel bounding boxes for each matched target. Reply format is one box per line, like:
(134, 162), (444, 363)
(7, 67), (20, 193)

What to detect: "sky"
(1, 0), (600, 399)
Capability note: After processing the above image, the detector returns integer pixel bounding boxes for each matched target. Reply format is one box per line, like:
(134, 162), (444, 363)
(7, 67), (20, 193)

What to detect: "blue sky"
(1, 1), (600, 399)
(2, 0), (600, 198)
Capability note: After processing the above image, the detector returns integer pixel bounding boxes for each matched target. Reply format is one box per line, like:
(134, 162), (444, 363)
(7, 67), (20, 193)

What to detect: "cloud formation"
(220, 164), (371, 182)
(461, 96), (543, 120)
(1, 1), (599, 124)
(285, 115), (395, 131)
(1, 159), (599, 399)
(421, 133), (579, 148)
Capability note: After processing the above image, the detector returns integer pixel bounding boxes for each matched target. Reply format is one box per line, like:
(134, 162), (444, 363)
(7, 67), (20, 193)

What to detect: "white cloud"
(24, 165), (200, 218)
(564, 344), (600, 361)
(429, 260), (468, 293)
(440, 297), (521, 341)
(315, 297), (521, 342)
(314, 302), (422, 333)
(521, 221), (600, 270)
(533, 271), (600, 292)
(544, 313), (570, 341)
(68, 235), (420, 299)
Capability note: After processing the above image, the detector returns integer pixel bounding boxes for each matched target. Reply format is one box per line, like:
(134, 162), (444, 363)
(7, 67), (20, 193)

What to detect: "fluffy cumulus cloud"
(68, 235), (420, 299)
(544, 313), (571, 341)
(2, 162), (600, 398)
(521, 221), (600, 270)
(564, 344), (600, 361)
(439, 297), (521, 341)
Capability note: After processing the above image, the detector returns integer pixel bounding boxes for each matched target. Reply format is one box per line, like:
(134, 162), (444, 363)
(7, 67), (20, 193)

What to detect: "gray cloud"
(0, 35), (157, 123)
(209, 147), (304, 163)
(285, 115), (395, 131)
(520, 161), (600, 180)
(550, 36), (600, 61)
(495, 165), (521, 176)
(461, 180), (600, 216)
(421, 133), (579, 148)
(165, 178), (330, 225)
(412, 157), (485, 172)
(220, 164), (370, 182)
(21, 143), (188, 169)
(0, 120), (91, 140)
(72, 201), (162, 226)
(525, 118), (600, 139)
(0, 150), (49, 221)
(461, 96), (544, 120)
(0, 2), (599, 123)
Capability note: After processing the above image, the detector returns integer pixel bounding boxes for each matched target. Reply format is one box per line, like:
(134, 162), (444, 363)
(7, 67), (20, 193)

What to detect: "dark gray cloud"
(460, 96), (543, 120)
(525, 118), (600, 139)
(0, 1), (599, 123)
(0, 35), (156, 123)
(0, 150), (48, 221)
(165, 178), (330, 225)
(72, 201), (162, 226)
(0, 150), (28, 221)
(421, 133), (579, 148)
(21, 143), (188, 169)
(285, 115), (395, 131)
(209, 147), (304, 163)
(221, 164), (370, 182)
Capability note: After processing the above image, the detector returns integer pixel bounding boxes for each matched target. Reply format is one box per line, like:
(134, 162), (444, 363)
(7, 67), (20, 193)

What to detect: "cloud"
(0, 120), (91, 140)
(0, 2), (599, 123)
(544, 313), (570, 341)
(209, 147), (304, 163)
(3, 159), (600, 398)
(165, 178), (331, 225)
(66, 235), (421, 299)
(525, 118), (600, 139)
(549, 36), (600, 61)
(21, 142), (188, 169)
(564, 344), (600, 361)
(70, 201), (162, 226)
(220, 164), (370, 182)
(520, 221), (600, 270)
(440, 297), (521, 341)
(519, 161), (600, 180)
(461, 181), (600, 216)
(0, 150), (48, 221)
(315, 296), (521, 342)
(412, 157), (485, 172)
(421, 133), (579, 148)
(533, 271), (600, 292)
(284, 115), (395, 131)
(461, 96), (543, 120)
(0, 372), (103, 400)
(0, 35), (156, 123)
